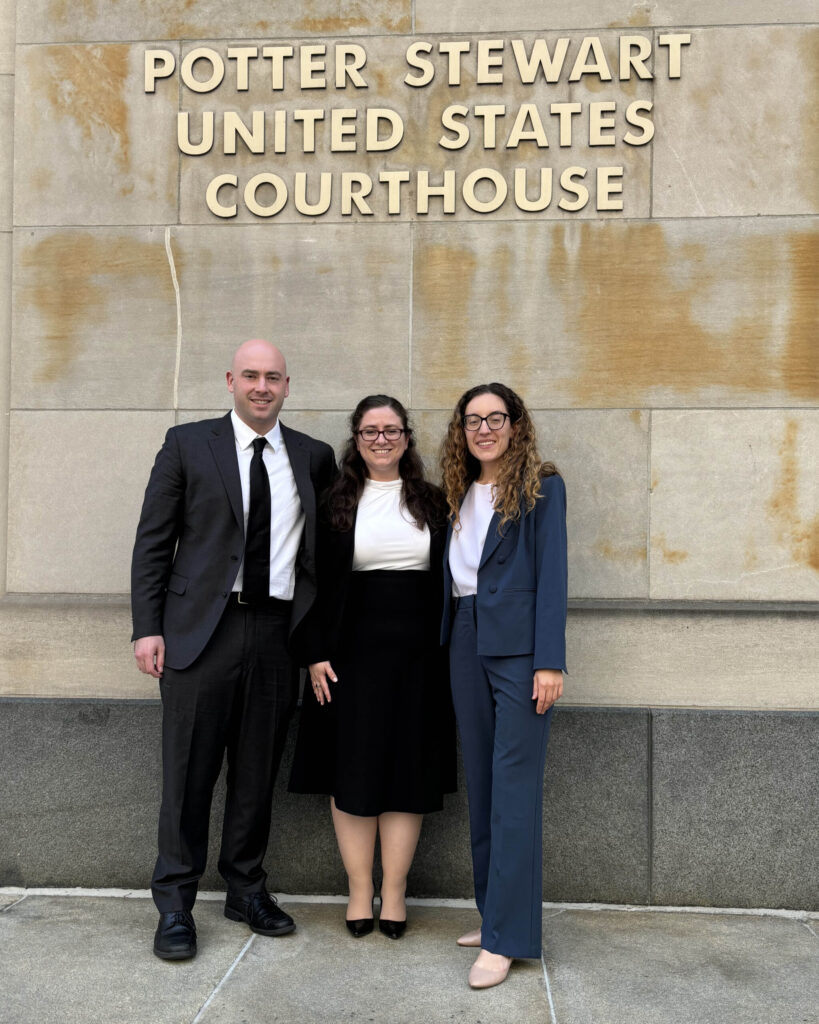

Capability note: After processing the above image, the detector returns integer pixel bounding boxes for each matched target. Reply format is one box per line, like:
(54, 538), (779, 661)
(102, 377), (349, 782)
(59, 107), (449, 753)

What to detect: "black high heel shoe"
(378, 918), (406, 940)
(378, 892), (407, 939)
(346, 916), (374, 937)
(346, 898), (374, 937)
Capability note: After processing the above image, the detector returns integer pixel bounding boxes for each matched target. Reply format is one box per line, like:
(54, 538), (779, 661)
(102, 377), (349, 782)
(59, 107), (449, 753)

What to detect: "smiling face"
(463, 393), (514, 482)
(226, 339), (289, 433)
(355, 406), (409, 481)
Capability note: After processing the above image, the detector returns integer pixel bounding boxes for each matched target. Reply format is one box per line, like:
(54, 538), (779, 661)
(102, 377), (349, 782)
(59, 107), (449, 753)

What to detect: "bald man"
(131, 340), (336, 960)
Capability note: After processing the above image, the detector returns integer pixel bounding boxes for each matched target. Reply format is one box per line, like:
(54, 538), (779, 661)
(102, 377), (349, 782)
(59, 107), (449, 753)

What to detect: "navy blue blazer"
(441, 473), (568, 672)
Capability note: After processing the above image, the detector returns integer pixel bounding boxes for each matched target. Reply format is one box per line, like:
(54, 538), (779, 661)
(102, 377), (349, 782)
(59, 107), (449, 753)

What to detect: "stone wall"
(1, 0), (816, 906)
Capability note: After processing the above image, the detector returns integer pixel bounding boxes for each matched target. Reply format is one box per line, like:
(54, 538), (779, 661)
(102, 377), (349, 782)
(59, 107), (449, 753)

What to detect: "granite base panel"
(0, 699), (815, 909)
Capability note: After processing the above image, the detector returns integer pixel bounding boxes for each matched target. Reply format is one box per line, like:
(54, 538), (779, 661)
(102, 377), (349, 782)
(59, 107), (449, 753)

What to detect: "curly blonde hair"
(440, 383), (558, 529)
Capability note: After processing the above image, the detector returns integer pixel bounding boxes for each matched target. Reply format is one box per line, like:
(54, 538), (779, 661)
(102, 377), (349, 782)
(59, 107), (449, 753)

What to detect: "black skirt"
(289, 569), (456, 816)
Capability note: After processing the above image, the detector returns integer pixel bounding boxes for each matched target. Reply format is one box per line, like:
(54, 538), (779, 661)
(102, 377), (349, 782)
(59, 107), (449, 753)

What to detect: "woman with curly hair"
(440, 382), (567, 989)
(290, 395), (456, 939)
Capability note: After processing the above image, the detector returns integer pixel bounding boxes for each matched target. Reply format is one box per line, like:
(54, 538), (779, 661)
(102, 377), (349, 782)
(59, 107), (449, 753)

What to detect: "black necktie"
(243, 437), (271, 599)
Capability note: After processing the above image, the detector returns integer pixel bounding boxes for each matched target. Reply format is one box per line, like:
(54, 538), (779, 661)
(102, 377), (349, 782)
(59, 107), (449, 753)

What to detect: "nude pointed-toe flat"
(468, 956), (512, 989)
(456, 928), (482, 947)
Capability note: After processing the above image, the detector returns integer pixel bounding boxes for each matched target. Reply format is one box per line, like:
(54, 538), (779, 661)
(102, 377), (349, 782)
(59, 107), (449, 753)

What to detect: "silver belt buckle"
(237, 592), (249, 605)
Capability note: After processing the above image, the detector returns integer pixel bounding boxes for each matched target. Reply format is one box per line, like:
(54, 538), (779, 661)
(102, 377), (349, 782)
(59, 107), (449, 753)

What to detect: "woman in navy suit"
(440, 382), (567, 990)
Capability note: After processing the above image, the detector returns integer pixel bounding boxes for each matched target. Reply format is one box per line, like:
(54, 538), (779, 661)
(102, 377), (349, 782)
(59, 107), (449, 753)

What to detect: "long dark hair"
(440, 383), (558, 529)
(326, 395), (446, 532)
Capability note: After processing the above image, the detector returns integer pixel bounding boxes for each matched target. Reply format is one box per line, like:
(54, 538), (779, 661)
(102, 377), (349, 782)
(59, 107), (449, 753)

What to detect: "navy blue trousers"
(449, 596), (553, 958)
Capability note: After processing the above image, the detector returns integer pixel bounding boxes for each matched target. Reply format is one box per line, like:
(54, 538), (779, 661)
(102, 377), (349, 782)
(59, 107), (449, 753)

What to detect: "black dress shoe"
(346, 917), (374, 937)
(379, 918), (407, 940)
(224, 890), (296, 936)
(154, 910), (196, 960)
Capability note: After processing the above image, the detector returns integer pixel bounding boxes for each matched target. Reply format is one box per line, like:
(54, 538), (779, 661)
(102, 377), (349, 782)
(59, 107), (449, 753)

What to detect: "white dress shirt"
(230, 410), (305, 600)
(449, 482), (496, 597)
(352, 478), (430, 571)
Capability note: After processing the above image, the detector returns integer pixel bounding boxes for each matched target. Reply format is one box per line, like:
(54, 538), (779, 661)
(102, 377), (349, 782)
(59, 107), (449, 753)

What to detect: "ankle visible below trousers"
(449, 596), (553, 959)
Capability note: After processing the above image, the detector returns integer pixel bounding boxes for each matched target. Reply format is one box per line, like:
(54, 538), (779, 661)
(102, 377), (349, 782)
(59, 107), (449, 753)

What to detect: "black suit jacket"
(131, 413), (337, 671)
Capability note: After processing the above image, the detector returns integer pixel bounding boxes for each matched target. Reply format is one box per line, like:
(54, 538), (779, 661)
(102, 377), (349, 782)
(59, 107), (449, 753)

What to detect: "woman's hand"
(308, 661), (337, 705)
(532, 669), (563, 714)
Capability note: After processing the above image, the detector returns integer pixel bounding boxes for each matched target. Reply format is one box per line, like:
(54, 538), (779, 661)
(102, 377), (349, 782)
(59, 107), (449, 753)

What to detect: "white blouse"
(448, 482), (496, 596)
(353, 478), (430, 571)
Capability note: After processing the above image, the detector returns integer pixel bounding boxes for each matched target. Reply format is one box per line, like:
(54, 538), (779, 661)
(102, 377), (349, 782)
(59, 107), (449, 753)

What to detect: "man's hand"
(134, 636), (165, 678)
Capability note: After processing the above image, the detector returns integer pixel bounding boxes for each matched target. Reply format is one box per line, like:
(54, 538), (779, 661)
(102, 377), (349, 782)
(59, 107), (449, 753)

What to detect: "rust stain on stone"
(766, 419), (819, 573)
(384, 13), (412, 33)
(629, 409), (642, 426)
(743, 543), (759, 571)
(595, 540), (646, 562)
(294, 0), (371, 33)
(20, 232), (176, 384)
(548, 221), (819, 404)
(415, 243), (478, 399)
(783, 231), (819, 399)
(652, 533), (688, 564)
(607, 4), (652, 28)
(296, 14), (370, 32)
(34, 45), (130, 172)
(30, 168), (54, 193)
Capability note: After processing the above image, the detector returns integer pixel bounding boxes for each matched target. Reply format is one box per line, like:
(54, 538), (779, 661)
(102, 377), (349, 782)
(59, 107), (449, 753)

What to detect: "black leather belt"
(229, 592), (293, 613)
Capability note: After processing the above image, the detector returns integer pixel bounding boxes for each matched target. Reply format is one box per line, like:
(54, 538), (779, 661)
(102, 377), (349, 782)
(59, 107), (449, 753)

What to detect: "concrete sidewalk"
(1, 890), (817, 1024)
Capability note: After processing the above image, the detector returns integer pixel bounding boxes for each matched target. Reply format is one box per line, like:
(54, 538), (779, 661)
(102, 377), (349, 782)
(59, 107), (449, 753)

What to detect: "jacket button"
(497, 556), (506, 564)
(222, 591), (228, 598)
(489, 585), (497, 594)
(230, 555), (239, 562)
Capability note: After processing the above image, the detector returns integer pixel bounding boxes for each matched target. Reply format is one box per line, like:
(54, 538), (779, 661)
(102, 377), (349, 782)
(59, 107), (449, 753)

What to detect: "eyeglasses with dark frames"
(462, 412), (510, 432)
(356, 426), (406, 441)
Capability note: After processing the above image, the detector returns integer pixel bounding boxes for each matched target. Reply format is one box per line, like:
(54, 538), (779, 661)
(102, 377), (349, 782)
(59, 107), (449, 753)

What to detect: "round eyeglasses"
(462, 412), (510, 432)
(356, 427), (406, 441)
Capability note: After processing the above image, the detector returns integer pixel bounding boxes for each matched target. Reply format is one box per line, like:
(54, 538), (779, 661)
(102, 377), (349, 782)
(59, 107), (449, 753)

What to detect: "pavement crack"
(191, 934), (256, 1023)
(541, 952), (559, 1024)
(1, 895), (29, 913)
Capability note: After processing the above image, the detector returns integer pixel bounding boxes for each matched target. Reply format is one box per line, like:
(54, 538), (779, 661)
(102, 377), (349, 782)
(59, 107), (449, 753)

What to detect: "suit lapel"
(479, 510), (504, 569)
(281, 423), (315, 523)
(209, 413), (243, 529)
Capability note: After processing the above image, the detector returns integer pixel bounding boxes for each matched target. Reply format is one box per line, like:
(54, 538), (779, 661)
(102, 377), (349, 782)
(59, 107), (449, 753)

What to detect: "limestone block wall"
(1, 0), (817, 905)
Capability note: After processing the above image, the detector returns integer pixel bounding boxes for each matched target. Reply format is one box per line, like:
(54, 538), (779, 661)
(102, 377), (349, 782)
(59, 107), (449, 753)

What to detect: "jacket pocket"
(167, 572), (188, 596)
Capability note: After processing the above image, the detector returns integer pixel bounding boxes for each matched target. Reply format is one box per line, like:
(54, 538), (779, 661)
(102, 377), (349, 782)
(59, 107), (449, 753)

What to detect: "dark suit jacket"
(440, 473), (568, 672)
(131, 413), (337, 671)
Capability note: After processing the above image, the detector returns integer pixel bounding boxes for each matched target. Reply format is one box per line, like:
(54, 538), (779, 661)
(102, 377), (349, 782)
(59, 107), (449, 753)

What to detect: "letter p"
(145, 49), (176, 92)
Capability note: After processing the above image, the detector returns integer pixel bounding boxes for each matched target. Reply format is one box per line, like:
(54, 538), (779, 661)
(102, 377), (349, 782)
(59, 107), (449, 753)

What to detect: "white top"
(230, 410), (305, 600)
(449, 482), (496, 596)
(353, 478), (430, 571)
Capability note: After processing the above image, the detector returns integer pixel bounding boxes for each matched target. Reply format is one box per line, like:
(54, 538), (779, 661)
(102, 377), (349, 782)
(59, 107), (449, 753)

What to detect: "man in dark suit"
(131, 339), (336, 960)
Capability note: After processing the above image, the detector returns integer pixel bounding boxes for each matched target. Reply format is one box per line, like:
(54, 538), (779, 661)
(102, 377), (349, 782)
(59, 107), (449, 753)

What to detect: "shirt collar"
(230, 410), (283, 452)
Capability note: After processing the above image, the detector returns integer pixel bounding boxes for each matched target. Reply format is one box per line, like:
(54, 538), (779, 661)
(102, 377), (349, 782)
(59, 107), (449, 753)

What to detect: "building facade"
(0, 0), (817, 907)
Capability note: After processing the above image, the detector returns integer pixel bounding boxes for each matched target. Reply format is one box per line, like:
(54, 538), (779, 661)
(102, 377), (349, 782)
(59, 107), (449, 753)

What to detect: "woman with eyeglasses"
(440, 383), (567, 989)
(289, 395), (456, 939)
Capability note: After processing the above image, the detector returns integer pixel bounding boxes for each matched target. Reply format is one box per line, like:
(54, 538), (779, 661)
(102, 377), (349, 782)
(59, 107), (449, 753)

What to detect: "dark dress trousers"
(131, 413), (336, 911)
(442, 473), (568, 958)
